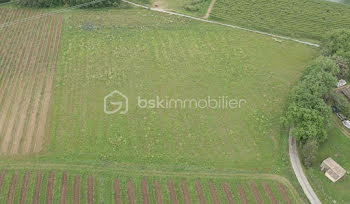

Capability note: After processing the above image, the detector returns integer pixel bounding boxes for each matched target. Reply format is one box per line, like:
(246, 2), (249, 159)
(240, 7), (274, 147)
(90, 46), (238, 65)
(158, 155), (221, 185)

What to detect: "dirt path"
(0, 172), (6, 194)
(181, 180), (191, 204)
(203, 0), (216, 19)
(33, 15), (64, 153)
(250, 182), (263, 204)
(167, 180), (178, 204)
(154, 180), (163, 204)
(194, 181), (205, 204)
(263, 182), (277, 204)
(46, 171), (55, 204)
(33, 172), (43, 204)
(88, 175), (94, 204)
(60, 172), (68, 204)
(73, 175), (80, 204)
(289, 135), (321, 204)
(114, 180), (122, 204)
(222, 183), (234, 204)
(237, 186), (248, 204)
(19, 172), (30, 204)
(10, 15), (52, 154)
(209, 182), (219, 204)
(276, 182), (292, 204)
(6, 172), (18, 204)
(127, 181), (135, 204)
(142, 180), (150, 204)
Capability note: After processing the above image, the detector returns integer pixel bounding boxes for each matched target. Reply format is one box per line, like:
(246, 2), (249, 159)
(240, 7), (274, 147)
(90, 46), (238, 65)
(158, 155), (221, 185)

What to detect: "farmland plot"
(0, 8), (63, 155)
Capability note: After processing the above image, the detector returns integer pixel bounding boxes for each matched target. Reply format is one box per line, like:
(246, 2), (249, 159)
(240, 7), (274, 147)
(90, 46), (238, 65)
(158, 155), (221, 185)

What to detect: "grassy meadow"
(42, 9), (316, 172)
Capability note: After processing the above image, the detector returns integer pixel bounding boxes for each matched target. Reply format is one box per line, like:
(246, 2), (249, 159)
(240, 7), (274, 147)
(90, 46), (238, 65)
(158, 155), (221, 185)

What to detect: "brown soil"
(209, 182), (219, 204)
(154, 180), (163, 204)
(60, 172), (68, 204)
(10, 15), (52, 154)
(6, 172), (18, 204)
(33, 172), (43, 204)
(73, 175), (80, 204)
(0, 10), (34, 154)
(181, 180), (191, 204)
(222, 182), (234, 204)
(88, 175), (94, 204)
(263, 182), (277, 204)
(237, 185), (248, 204)
(250, 182), (263, 204)
(142, 180), (150, 204)
(33, 15), (64, 153)
(194, 181), (205, 204)
(0, 172), (6, 194)
(167, 180), (178, 204)
(276, 182), (291, 204)
(114, 180), (122, 204)
(127, 181), (135, 204)
(19, 172), (30, 204)
(46, 171), (55, 204)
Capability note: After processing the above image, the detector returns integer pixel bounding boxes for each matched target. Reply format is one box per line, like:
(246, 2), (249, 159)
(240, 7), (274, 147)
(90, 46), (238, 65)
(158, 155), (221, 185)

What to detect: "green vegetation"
(45, 9), (315, 173)
(306, 124), (350, 203)
(210, 0), (350, 40)
(17, 0), (120, 8)
(322, 29), (350, 63)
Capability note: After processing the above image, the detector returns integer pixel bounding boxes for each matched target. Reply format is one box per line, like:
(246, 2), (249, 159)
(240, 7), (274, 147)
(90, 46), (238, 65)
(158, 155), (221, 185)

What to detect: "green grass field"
(210, 0), (350, 40)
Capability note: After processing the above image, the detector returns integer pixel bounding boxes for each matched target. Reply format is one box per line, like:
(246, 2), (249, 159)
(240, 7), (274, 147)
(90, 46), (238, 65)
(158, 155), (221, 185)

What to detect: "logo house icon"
(104, 90), (128, 114)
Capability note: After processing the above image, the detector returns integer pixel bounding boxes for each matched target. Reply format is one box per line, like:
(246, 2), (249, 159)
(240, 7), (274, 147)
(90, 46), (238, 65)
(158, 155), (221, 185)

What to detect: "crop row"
(210, 0), (350, 40)
(0, 170), (295, 203)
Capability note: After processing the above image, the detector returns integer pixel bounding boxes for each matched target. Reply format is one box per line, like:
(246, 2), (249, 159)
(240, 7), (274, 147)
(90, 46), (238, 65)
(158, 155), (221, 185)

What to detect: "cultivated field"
(0, 8), (63, 155)
(0, 168), (301, 203)
(210, 0), (350, 40)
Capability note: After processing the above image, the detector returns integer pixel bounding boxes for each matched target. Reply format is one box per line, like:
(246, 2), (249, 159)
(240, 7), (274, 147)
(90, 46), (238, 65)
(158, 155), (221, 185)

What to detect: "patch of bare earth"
(33, 172), (43, 204)
(263, 182), (277, 204)
(7, 172), (18, 204)
(181, 180), (191, 204)
(19, 172), (30, 204)
(237, 185), (248, 204)
(74, 175), (80, 204)
(154, 180), (163, 204)
(250, 182), (263, 204)
(195, 181), (205, 204)
(276, 182), (291, 204)
(222, 182), (234, 204)
(46, 171), (55, 204)
(88, 175), (94, 204)
(142, 180), (150, 204)
(209, 182), (220, 204)
(127, 181), (136, 204)
(114, 180), (122, 204)
(0, 172), (6, 194)
(60, 172), (68, 204)
(168, 180), (178, 204)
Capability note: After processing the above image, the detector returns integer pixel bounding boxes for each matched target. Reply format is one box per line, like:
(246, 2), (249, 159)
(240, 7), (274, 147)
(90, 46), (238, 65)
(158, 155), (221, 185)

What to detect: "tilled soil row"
(88, 175), (94, 204)
(46, 171), (55, 204)
(195, 181), (205, 204)
(60, 172), (68, 204)
(19, 172), (30, 204)
(250, 182), (263, 204)
(263, 182), (277, 204)
(277, 182), (292, 204)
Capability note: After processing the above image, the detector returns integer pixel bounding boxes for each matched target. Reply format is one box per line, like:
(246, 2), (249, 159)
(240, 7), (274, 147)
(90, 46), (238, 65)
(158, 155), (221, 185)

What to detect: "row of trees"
(17, 0), (121, 7)
(283, 29), (350, 167)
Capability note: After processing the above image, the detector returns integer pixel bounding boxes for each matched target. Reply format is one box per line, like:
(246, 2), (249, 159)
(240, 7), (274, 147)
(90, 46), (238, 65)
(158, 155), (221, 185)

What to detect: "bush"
(301, 138), (319, 168)
(330, 55), (350, 80)
(322, 29), (350, 62)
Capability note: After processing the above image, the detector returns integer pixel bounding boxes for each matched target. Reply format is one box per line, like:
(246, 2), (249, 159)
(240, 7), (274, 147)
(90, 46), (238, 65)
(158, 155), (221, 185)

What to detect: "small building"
(320, 157), (346, 183)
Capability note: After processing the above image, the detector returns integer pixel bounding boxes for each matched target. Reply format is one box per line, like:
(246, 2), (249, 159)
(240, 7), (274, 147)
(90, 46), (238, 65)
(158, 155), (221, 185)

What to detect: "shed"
(320, 157), (346, 183)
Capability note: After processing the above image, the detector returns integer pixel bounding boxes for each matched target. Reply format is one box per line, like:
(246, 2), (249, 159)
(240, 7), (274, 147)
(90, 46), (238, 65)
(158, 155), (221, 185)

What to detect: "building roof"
(341, 85), (350, 101)
(321, 157), (346, 183)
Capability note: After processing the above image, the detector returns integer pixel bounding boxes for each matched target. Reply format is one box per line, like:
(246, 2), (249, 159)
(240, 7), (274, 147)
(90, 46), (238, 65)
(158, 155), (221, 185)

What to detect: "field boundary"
(0, 162), (303, 202)
(121, 0), (319, 47)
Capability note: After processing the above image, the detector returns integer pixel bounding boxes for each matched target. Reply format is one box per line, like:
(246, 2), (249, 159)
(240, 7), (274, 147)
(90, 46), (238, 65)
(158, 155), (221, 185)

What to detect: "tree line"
(283, 29), (350, 167)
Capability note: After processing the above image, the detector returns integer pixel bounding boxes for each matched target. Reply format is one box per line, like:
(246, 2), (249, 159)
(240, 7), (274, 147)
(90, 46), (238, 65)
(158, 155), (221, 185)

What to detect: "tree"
(301, 137), (319, 168)
(330, 55), (349, 80)
(322, 29), (350, 62)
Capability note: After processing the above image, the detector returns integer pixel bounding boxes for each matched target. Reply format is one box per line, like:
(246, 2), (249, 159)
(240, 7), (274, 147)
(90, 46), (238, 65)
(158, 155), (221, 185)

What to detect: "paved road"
(289, 135), (322, 204)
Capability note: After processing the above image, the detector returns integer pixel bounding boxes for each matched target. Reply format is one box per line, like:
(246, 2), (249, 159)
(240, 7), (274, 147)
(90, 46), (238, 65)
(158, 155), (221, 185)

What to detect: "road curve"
(289, 135), (322, 204)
